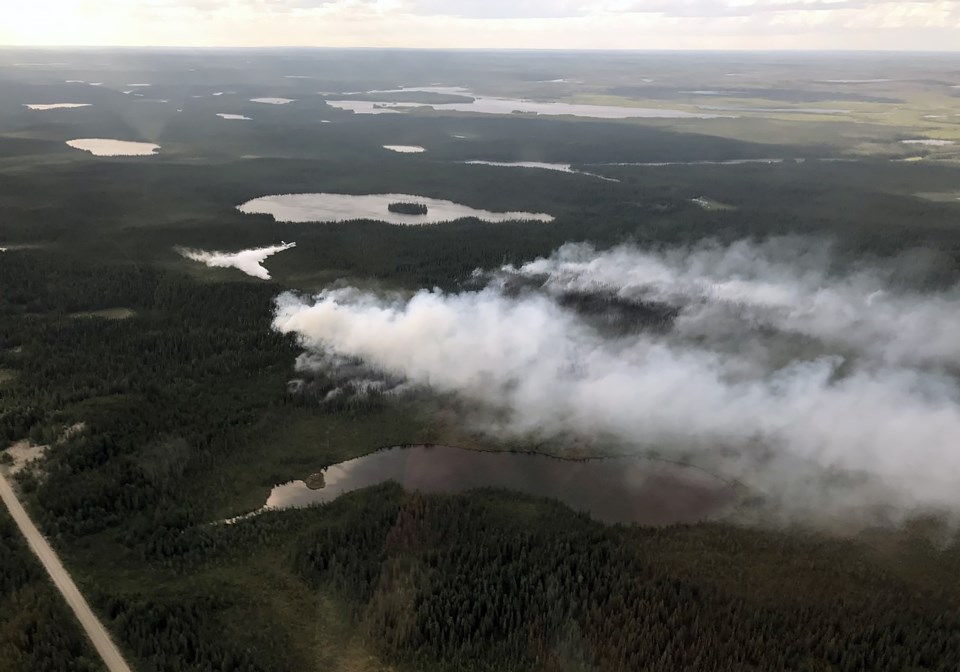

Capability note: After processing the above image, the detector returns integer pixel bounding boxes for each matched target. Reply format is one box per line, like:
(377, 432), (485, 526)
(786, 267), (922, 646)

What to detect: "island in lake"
(388, 201), (429, 215)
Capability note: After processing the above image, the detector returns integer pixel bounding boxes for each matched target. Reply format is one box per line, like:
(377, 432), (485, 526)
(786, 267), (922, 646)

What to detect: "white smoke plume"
(273, 238), (960, 522)
(503, 238), (960, 369)
(177, 242), (295, 280)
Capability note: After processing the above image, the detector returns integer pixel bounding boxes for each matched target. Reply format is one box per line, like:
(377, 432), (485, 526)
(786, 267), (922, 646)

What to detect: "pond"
(237, 193), (553, 225)
(248, 445), (737, 525)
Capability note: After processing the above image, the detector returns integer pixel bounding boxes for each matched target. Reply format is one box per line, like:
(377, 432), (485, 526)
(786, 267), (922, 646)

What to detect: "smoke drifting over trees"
(273, 238), (960, 523)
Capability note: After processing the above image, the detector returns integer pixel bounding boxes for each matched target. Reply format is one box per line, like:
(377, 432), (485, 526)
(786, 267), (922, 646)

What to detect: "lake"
(251, 97), (296, 105)
(901, 139), (955, 146)
(24, 103), (91, 110)
(65, 139), (161, 156)
(464, 160), (619, 182)
(254, 445), (737, 525)
(383, 145), (426, 153)
(237, 193), (554, 225)
(325, 86), (732, 120)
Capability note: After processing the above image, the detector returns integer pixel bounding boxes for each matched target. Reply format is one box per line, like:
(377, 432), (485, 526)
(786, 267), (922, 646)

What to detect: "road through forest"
(0, 471), (133, 672)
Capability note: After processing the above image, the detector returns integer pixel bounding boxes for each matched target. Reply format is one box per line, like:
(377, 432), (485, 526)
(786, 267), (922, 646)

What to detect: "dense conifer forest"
(2, 49), (960, 671)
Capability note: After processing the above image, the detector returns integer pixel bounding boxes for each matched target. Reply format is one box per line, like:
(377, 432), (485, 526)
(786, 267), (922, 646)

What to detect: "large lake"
(325, 86), (731, 120)
(258, 445), (737, 525)
(237, 193), (554, 225)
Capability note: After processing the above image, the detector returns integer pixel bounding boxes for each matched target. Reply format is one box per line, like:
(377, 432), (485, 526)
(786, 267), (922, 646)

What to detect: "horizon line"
(2, 45), (960, 54)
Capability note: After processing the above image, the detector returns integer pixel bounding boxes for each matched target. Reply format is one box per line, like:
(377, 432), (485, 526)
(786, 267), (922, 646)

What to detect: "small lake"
(699, 106), (850, 115)
(253, 445), (737, 525)
(326, 86), (731, 120)
(384, 145), (426, 153)
(901, 139), (955, 146)
(24, 103), (90, 110)
(467, 160), (577, 173)
(464, 160), (619, 182)
(598, 158), (785, 167)
(251, 97), (296, 105)
(66, 139), (161, 156)
(237, 193), (554, 225)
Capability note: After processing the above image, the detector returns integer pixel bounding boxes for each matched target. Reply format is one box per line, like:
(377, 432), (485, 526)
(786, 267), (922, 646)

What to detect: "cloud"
(401, 0), (955, 22)
(2, 0), (958, 48)
(618, 0), (869, 18)
(408, 0), (590, 19)
(274, 238), (960, 523)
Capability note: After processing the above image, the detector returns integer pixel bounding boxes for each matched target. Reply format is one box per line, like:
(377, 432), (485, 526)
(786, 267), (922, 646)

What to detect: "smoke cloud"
(177, 242), (295, 280)
(504, 238), (960, 370)
(273, 238), (960, 522)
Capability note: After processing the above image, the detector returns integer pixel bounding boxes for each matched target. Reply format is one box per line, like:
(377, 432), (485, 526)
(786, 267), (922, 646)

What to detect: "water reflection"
(261, 445), (736, 525)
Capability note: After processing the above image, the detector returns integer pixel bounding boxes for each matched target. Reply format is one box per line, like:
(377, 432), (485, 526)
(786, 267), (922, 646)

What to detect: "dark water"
(263, 445), (736, 525)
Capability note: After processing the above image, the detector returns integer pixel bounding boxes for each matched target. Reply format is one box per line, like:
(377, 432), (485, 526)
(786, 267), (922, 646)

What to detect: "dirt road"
(0, 472), (133, 672)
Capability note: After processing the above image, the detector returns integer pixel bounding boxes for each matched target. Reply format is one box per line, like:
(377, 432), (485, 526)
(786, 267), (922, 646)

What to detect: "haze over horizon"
(4, 0), (960, 52)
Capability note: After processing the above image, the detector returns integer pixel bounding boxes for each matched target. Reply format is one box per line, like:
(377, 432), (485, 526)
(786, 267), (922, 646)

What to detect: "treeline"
(0, 251), (318, 669)
(95, 593), (293, 672)
(295, 486), (960, 672)
(0, 252), (299, 542)
(388, 202), (429, 215)
(0, 512), (103, 672)
(0, 252), (161, 318)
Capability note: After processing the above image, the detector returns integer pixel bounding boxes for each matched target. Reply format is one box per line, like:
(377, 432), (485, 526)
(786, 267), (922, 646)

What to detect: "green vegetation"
(388, 201), (429, 215)
(0, 511), (103, 672)
(295, 486), (960, 672)
(1, 49), (960, 671)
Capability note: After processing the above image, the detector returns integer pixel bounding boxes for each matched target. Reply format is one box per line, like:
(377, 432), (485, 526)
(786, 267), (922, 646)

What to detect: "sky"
(2, 0), (960, 51)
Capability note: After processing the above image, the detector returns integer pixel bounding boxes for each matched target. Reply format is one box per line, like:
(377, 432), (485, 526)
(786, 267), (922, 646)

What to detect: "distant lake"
(464, 160), (619, 182)
(255, 445), (737, 526)
(251, 97), (296, 105)
(383, 145), (426, 153)
(326, 86), (731, 120)
(66, 139), (160, 156)
(237, 192), (553, 225)
(24, 103), (91, 110)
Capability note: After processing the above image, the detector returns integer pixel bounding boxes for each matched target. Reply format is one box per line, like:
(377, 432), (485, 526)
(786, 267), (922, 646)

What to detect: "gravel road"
(0, 472), (133, 672)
